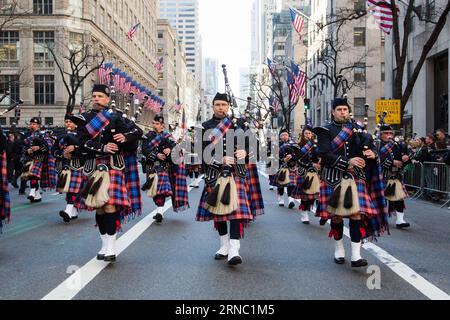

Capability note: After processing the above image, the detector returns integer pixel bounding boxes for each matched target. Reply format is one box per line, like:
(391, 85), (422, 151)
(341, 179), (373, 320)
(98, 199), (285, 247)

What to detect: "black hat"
(30, 117), (41, 125)
(332, 97), (350, 109)
(70, 114), (86, 127)
(92, 84), (110, 97)
(279, 129), (289, 135)
(212, 92), (229, 104)
(380, 124), (393, 132)
(153, 115), (164, 123)
(64, 114), (72, 121)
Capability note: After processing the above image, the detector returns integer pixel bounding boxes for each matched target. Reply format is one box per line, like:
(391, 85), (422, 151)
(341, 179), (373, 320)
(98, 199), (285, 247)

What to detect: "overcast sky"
(199, 0), (252, 94)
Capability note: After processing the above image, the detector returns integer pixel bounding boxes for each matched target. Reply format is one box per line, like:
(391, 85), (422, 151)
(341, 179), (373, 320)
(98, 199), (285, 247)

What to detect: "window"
(34, 75), (55, 105)
(158, 33), (163, 39)
(353, 97), (366, 116)
(158, 73), (164, 80)
(354, 63), (366, 82)
(45, 117), (53, 125)
(69, 32), (83, 51)
(157, 88), (163, 96)
(91, 0), (97, 22)
(354, 0), (365, 12)
(0, 75), (20, 105)
(381, 62), (385, 81)
(0, 31), (20, 67)
(33, 0), (53, 14)
(33, 31), (54, 67)
(354, 27), (366, 46)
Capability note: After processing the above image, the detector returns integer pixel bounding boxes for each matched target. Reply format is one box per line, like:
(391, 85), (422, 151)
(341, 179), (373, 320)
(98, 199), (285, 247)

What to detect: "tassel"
(343, 185), (353, 209)
(220, 182), (231, 205)
(89, 177), (103, 196)
(278, 170), (286, 183)
(56, 173), (67, 190)
(141, 176), (152, 191)
(303, 176), (311, 189)
(206, 183), (221, 207)
(385, 183), (395, 197)
(81, 176), (96, 199)
(306, 176), (314, 190)
(328, 185), (341, 209)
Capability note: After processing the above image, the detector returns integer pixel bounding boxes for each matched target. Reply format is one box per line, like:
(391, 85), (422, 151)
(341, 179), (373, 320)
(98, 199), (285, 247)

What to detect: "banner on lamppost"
(375, 99), (401, 124)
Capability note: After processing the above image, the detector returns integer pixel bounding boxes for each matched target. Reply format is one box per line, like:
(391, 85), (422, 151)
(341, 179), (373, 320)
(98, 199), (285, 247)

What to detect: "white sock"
(335, 239), (345, 259)
(351, 241), (363, 262)
(70, 205), (78, 218)
(396, 211), (405, 224)
(34, 189), (42, 199)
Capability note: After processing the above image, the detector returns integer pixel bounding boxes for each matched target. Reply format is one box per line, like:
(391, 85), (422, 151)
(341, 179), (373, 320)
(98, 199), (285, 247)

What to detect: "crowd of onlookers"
(408, 128), (450, 164)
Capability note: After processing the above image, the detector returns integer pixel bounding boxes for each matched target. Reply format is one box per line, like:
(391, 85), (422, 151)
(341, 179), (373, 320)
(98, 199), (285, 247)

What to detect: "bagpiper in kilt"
(185, 126), (202, 188)
(314, 98), (388, 268)
(54, 114), (86, 223)
(21, 117), (57, 203)
(75, 84), (143, 263)
(196, 92), (253, 266)
(377, 125), (411, 229)
(0, 125), (10, 233)
(292, 126), (321, 224)
(276, 129), (297, 208)
(141, 115), (189, 224)
(266, 133), (278, 190)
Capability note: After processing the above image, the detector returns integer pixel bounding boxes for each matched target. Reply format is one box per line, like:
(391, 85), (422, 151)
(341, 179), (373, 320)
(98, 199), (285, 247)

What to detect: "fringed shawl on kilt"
(0, 151), (11, 231)
(85, 110), (111, 139)
(123, 152), (142, 221)
(331, 123), (354, 152)
(208, 116), (233, 145)
(148, 131), (172, 150)
(246, 163), (264, 216)
(170, 160), (189, 212)
(379, 141), (396, 161)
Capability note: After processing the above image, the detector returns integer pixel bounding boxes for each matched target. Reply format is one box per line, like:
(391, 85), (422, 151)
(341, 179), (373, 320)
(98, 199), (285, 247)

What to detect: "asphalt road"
(1, 170), (449, 300)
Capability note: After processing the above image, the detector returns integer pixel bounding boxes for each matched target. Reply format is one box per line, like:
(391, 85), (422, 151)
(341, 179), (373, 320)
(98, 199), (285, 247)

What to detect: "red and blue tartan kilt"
(276, 169), (298, 188)
(196, 174), (253, 223)
(292, 174), (318, 201)
(68, 169), (83, 194)
(246, 163), (264, 216)
(269, 174), (277, 186)
(84, 157), (130, 212)
(155, 170), (173, 197)
(29, 159), (44, 179)
(317, 177), (378, 220)
(74, 174), (88, 211)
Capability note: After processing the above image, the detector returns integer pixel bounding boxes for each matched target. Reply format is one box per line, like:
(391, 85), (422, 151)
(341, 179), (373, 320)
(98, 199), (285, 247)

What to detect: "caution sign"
(375, 99), (401, 124)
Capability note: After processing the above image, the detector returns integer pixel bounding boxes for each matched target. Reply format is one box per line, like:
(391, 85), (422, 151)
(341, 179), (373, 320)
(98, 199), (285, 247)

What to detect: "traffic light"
(14, 107), (21, 121)
(304, 98), (310, 110)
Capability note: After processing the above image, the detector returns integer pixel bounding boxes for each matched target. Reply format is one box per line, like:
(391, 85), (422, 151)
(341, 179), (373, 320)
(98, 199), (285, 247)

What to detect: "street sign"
(375, 99), (401, 124)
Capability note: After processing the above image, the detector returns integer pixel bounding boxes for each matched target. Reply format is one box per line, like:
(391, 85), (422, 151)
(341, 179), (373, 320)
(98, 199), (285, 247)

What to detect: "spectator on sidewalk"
(435, 129), (448, 150)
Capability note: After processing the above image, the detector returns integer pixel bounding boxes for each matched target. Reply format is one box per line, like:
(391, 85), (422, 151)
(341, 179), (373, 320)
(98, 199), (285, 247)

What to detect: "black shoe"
(97, 254), (105, 260)
(319, 219), (328, 226)
(214, 253), (227, 260)
(195, 185), (200, 188)
(228, 256), (242, 266)
(396, 223), (410, 229)
(278, 203), (284, 207)
(351, 259), (368, 268)
(302, 221), (310, 225)
(334, 257), (345, 264)
(104, 255), (116, 262)
(71, 216), (78, 220)
(31, 198), (42, 203)
(27, 195), (34, 201)
(153, 213), (163, 223)
(288, 202), (295, 209)
(59, 211), (71, 223)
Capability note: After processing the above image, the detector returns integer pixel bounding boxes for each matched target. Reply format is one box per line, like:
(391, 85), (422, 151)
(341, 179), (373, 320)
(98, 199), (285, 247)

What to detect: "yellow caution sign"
(375, 99), (401, 124)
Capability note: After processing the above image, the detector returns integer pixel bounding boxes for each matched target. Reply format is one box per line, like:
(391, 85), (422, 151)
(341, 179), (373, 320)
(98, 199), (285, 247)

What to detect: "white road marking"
(42, 177), (202, 300)
(259, 167), (450, 300)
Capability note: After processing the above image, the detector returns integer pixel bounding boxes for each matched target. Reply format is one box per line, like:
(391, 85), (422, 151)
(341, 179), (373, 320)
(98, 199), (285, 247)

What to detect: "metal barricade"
(403, 162), (424, 199)
(421, 162), (450, 208)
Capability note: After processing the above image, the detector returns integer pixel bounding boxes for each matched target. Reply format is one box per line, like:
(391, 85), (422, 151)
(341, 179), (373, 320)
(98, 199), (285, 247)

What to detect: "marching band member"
(76, 84), (143, 263)
(314, 98), (387, 268)
(196, 92), (252, 266)
(21, 117), (56, 203)
(378, 125), (411, 229)
(0, 125), (10, 233)
(277, 129), (297, 208)
(186, 126), (202, 188)
(141, 115), (189, 224)
(292, 126), (321, 224)
(54, 115), (85, 223)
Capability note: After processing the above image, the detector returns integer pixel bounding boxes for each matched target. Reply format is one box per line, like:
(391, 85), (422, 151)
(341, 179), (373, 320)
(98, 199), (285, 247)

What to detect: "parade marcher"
(0, 125), (11, 233)
(76, 84), (143, 262)
(314, 98), (388, 268)
(378, 125), (411, 229)
(185, 126), (202, 188)
(276, 129), (297, 208)
(196, 92), (253, 266)
(266, 132), (278, 190)
(141, 115), (189, 223)
(21, 117), (56, 203)
(292, 126), (321, 224)
(54, 114), (85, 223)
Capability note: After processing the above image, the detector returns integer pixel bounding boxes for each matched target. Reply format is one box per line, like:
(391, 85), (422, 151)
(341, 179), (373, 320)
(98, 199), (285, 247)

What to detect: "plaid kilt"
(196, 174), (253, 223)
(317, 175), (377, 220)
(246, 163), (264, 216)
(29, 159), (44, 179)
(0, 151), (11, 230)
(170, 163), (189, 212)
(276, 169), (298, 188)
(155, 169), (173, 197)
(292, 173), (318, 201)
(123, 153), (142, 219)
(84, 157), (130, 213)
(67, 168), (84, 194)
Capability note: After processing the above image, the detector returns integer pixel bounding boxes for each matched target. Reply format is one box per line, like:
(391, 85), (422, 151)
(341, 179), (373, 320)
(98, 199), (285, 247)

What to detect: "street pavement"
(1, 170), (449, 300)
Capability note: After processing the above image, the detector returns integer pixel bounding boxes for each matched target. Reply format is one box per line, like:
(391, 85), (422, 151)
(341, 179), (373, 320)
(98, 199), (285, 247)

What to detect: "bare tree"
(318, 0), (450, 126)
(46, 39), (105, 115)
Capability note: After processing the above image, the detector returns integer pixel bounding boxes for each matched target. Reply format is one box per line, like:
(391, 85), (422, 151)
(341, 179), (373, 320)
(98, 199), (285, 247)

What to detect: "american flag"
(174, 99), (182, 112)
(367, 0), (397, 35)
(269, 95), (281, 112)
(290, 62), (307, 99)
(289, 7), (305, 35)
(127, 22), (141, 40)
(97, 63), (112, 84)
(267, 58), (276, 76)
(154, 57), (164, 72)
